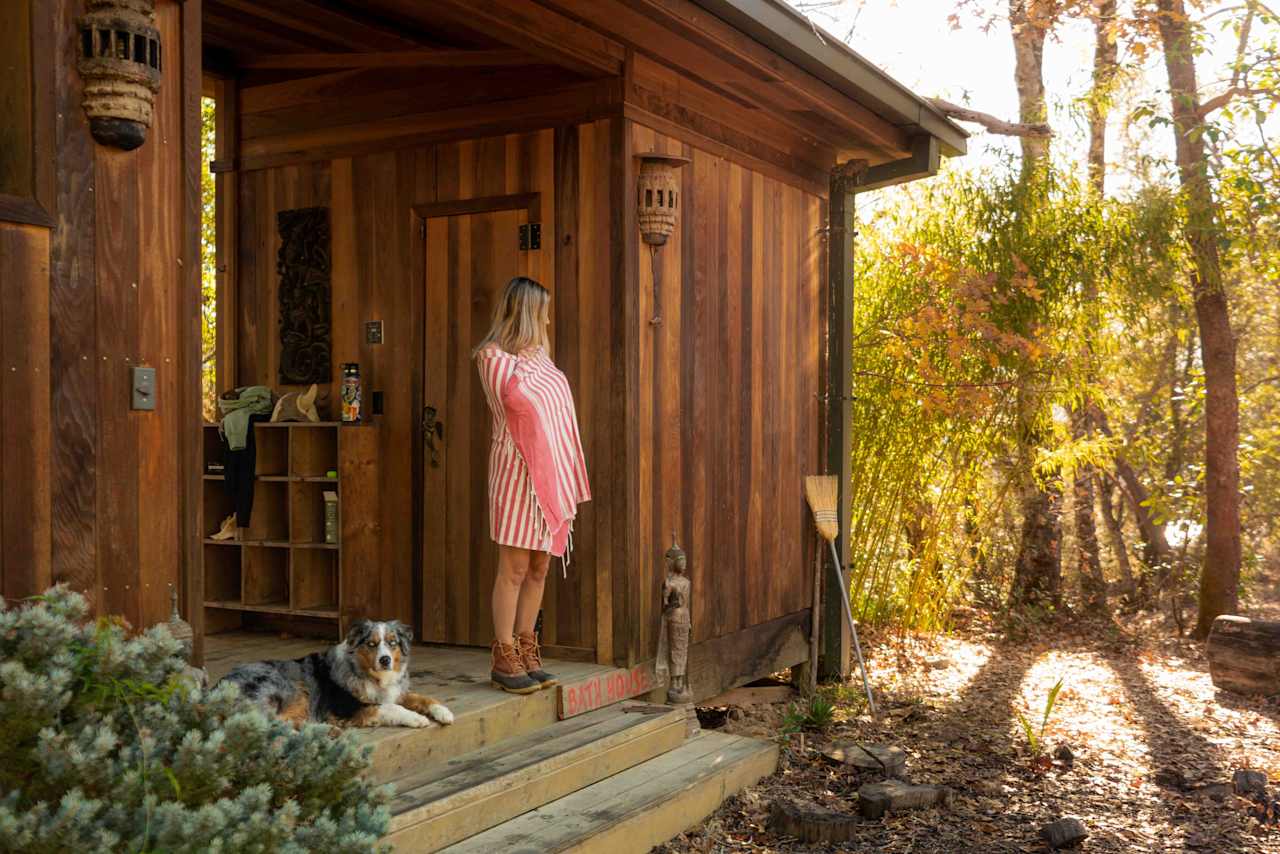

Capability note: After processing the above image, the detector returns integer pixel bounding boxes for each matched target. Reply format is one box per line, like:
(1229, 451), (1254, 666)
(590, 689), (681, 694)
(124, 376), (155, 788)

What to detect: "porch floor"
(203, 631), (613, 783)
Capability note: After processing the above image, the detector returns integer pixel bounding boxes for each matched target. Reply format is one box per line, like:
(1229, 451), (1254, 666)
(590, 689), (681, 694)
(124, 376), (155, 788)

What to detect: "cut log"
(821, 743), (907, 779)
(858, 780), (951, 819)
(768, 798), (860, 843)
(1040, 817), (1088, 849)
(1206, 615), (1280, 696)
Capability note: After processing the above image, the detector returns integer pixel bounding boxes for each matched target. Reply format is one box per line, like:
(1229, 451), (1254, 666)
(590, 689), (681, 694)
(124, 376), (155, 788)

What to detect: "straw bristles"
(804, 475), (840, 542)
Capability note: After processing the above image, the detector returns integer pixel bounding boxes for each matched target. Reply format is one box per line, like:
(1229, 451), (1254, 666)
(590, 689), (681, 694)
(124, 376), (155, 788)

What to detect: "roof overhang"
(688, 0), (968, 171)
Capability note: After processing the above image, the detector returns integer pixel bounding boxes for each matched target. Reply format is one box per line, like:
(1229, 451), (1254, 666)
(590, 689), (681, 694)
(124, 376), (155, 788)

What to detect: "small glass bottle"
(341, 363), (362, 423)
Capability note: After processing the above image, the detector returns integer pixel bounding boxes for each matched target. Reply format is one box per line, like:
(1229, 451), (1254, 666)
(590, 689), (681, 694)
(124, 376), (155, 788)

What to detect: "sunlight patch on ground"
(868, 631), (993, 702)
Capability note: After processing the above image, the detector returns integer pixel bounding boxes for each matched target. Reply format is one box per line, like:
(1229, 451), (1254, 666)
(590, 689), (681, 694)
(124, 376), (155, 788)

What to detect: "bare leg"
(515, 551), (551, 637)
(493, 545), (532, 646)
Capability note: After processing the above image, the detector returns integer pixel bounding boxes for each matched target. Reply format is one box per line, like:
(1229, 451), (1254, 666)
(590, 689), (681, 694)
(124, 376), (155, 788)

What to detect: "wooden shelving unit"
(201, 422), (377, 639)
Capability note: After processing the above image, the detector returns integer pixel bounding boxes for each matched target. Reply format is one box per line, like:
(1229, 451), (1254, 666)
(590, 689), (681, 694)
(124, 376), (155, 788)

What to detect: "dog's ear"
(390, 621), (414, 649)
(345, 619), (373, 647)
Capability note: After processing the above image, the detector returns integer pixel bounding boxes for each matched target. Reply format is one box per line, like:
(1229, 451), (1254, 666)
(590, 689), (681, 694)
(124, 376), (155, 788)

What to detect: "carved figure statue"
(656, 533), (692, 704)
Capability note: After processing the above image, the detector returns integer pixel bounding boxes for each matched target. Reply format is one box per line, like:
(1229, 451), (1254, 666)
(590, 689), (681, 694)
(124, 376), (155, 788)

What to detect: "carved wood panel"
(277, 206), (331, 385)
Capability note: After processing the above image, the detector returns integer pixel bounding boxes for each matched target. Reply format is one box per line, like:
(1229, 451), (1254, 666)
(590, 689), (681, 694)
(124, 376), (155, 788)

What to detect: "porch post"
(818, 165), (860, 681)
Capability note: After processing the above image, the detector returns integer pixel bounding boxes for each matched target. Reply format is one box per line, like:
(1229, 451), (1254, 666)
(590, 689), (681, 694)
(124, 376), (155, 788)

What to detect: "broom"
(804, 475), (877, 718)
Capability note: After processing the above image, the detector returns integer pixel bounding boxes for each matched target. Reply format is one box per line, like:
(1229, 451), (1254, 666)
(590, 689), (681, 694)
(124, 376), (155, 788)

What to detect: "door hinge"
(518, 222), (541, 250)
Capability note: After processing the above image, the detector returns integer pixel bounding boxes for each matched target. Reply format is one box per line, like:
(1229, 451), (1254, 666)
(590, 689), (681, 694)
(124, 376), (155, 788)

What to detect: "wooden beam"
(209, 0), (425, 51)
(212, 76), (238, 402)
(236, 49), (531, 70)
(820, 170), (856, 682)
(371, 0), (626, 78)
(181, 0), (207, 664)
(237, 79), (622, 171)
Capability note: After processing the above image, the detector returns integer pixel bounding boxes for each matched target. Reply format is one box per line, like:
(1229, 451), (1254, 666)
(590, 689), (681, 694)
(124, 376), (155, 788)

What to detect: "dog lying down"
(219, 620), (454, 729)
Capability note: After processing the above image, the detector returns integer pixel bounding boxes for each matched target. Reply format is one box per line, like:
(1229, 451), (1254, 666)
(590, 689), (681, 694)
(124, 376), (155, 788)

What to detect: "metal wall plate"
(365, 320), (383, 344)
(131, 366), (156, 410)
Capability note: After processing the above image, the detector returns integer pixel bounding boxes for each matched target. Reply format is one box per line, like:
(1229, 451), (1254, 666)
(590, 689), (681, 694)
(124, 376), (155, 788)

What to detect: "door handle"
(422, 406), (445, 467)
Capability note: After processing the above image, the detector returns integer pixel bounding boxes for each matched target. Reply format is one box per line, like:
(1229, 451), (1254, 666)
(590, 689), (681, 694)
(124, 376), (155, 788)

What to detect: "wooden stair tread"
(390, 705), (684, 812)
(436, 731), (779, 854)
(385, 706), (688, 850)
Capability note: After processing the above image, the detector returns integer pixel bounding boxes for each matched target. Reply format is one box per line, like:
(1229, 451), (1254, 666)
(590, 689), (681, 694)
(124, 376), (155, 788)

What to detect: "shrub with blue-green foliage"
(0, 585), (391, 853)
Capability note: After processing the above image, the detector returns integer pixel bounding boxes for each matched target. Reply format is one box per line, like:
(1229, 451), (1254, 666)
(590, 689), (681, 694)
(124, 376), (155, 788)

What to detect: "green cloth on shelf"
(218, 386), (274, 451)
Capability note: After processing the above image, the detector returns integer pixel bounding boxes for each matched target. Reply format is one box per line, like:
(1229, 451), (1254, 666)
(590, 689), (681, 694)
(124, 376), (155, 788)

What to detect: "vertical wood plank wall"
(0, 223), (52, 602)
(232, 122), (618, 653)
(0, 0), (195, 629)
(630, 123), (826, 658)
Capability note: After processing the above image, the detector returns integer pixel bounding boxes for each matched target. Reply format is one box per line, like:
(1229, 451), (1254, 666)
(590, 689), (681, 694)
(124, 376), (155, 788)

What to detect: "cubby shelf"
(201, 422), (376, 638)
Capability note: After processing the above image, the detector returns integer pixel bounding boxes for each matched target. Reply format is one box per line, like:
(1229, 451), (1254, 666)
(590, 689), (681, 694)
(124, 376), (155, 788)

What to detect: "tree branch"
(929, 97), (1054, 137)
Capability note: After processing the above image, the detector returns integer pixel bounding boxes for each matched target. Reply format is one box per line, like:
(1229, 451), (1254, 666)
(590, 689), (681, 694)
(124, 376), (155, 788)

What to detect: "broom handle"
(827, 538), (877, 718)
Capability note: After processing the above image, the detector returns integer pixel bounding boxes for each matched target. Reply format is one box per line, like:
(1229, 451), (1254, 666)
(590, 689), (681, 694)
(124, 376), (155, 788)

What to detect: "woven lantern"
(637, 153), (689, 246)
(78, 0), (162, 151)
(637, 153), (689, 324)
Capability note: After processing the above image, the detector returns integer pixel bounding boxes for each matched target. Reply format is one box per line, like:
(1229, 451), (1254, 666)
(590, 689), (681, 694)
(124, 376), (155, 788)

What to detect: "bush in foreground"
(0, 585), (390, 853)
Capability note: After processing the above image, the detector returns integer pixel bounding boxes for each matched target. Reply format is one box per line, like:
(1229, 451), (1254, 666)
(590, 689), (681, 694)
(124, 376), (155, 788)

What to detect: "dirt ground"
(658, 571), (1280, 853)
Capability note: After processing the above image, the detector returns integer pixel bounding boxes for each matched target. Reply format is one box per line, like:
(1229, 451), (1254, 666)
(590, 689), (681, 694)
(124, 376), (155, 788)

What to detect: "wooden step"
(385, 705), (689, 852)
(438, 731), (779, 854)
(353, 653), (616, 785)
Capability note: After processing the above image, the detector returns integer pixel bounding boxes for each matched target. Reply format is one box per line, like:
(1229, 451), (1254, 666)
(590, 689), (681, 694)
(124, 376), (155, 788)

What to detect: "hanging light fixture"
(636, 152), (689, 325)
(77, 0), (162, 151)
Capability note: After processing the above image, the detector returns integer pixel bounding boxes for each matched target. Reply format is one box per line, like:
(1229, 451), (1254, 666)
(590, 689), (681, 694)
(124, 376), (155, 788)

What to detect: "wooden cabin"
(3, 4), (963, 842)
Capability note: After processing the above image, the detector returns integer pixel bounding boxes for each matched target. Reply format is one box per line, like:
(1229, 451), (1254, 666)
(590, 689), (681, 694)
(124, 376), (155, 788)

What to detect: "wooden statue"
(656, 533), (692, 704)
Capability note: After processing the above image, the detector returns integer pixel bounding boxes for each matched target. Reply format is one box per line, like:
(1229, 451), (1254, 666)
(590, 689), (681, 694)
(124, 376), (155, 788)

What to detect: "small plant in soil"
(782, 695), (836, 734)
(1017, 677), (1064, 773)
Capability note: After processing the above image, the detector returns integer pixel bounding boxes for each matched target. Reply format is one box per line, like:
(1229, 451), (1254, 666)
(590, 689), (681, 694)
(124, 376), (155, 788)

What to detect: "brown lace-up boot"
(516, 631), (558, 688)
(491, 639), (539, 694)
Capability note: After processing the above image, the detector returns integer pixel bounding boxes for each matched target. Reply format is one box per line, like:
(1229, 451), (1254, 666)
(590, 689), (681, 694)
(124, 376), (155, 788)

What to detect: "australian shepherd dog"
(219, 620), (454, 729)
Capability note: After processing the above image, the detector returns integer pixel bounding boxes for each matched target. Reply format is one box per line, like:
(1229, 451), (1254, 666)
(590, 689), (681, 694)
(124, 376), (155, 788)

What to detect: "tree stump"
(820, 742), (907, 779)
(1206, 615), (1280, 696)
(858, 780), (952, 819)
(768, 798), (860, 843)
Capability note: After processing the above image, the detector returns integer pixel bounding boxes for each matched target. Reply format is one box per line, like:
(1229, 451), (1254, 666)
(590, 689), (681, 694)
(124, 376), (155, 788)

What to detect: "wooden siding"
(629, 123), (825, 658)
(0, 223), (52, 601)
(0, 0), (201, 633)
(232, 123), (619, 654)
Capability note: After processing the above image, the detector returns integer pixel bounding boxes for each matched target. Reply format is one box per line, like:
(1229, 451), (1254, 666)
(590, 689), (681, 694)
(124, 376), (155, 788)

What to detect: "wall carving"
(276, 206), (331, 386)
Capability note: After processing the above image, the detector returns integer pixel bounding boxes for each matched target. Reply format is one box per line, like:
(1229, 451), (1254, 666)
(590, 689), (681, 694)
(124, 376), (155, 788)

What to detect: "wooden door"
(420, 206), (543, 645)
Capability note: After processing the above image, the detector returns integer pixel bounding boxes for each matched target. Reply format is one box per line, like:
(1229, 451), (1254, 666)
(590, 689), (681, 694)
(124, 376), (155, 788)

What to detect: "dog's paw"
(428, 703), (454, 725)
(406, 711), (437, 728)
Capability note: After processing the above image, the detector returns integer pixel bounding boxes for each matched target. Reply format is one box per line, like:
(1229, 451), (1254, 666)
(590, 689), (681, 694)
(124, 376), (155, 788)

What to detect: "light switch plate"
(365, 320), (383, 344)
(131, 366), (156, 410)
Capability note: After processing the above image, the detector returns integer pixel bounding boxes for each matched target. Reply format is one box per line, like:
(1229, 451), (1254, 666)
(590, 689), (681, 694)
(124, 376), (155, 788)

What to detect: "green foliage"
(0, 586), (391, 854)
(781, 696), (836, 734)
(1015, 677), (1064, 760)
(847, 162), (1180, 629)
(201, 97), (217, 422)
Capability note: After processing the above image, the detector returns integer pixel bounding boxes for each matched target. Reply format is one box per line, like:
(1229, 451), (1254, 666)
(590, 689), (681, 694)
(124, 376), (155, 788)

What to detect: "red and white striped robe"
(476, 345), (590, 559)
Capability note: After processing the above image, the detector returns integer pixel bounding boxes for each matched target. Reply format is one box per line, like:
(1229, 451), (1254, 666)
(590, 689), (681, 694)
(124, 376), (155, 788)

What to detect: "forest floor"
(659, 569), (1280, 853)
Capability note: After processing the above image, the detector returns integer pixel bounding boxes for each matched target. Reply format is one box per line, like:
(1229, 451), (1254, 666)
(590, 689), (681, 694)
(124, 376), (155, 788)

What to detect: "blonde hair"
(473, 276), (550, 357)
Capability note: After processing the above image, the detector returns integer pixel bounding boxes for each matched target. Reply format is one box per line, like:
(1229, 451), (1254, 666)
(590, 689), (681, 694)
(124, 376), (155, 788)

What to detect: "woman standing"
(475, 277), (591, 694)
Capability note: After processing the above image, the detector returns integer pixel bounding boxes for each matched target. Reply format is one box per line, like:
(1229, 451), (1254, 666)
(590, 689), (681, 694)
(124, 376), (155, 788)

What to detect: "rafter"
(237, 49), (532, 71)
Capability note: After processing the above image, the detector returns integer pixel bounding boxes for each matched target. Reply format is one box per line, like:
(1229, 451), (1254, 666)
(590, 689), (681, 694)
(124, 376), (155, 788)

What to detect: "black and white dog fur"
(218, 620), (454, 729)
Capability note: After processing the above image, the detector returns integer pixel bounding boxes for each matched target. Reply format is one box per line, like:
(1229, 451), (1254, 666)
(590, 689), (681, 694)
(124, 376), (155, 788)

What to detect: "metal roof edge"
(688, 0), (968, 158)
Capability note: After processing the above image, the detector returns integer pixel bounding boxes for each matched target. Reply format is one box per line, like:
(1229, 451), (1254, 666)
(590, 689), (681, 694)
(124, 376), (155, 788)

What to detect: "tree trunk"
(1011, 480), (1063, 607)
(1099, 478), (1137, 599)
(1087, 0), (1118, 195)
(1072, 412), (1108, 613)
(1092, 405), (1174, 572)
(1007, 0), (1062, 608)
(1069, 0), (1118, 614)
(1154, 0), (1243, 638)
(1009, 0), (1050, 175)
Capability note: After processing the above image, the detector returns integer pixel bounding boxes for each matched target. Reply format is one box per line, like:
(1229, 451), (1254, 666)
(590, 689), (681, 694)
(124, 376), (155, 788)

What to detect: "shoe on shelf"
(210, 514), (239, 541)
